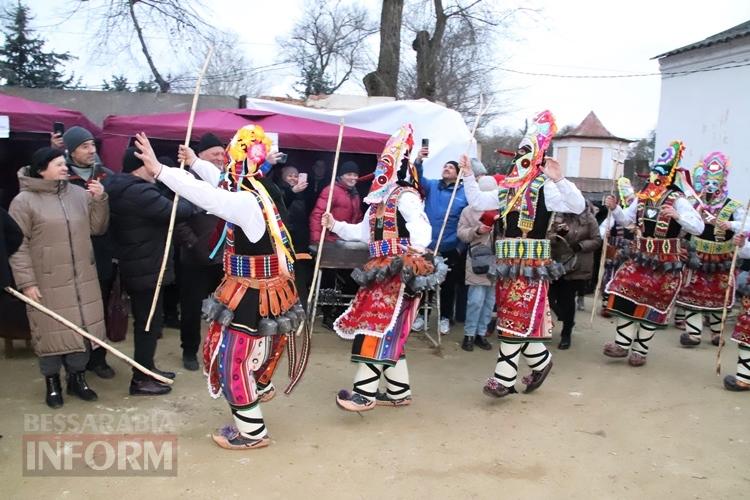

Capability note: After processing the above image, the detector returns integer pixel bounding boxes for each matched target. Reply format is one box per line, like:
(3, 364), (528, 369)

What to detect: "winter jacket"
(8, 167), (109, 356)
(309, 182), (363, 244)
(104, 173), (192, 293)
(1, 206), (23, 288)
(277, 180), (310, 252)
(457, 206), (495, 286)
(173, 171), (222, 267)
(67, 161), (116, 282)
(415, 161), (468, 252)
(548, 209), (602, 282)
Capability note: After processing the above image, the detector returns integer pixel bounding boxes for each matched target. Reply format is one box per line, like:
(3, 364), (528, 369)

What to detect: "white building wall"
(655, 37), (750, 204)
(554, 138), (627, 179)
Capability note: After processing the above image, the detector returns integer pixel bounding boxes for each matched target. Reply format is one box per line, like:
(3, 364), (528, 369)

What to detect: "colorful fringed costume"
(464, 110), (586, 398)
(328, 124), (446, 412)
(603, 141), (705, 365)
(674, 152), (747, 347)
(155, 125), (307, 449)
(726, 256), (750, 391)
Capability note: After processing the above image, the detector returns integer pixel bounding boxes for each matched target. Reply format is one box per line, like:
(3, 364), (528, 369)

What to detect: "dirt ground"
(1, 300), (749, 499)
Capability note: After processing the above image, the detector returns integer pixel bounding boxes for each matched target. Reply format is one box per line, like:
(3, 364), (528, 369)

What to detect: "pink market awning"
(0, 92), (101, 135)
(100, 108), (388, 170)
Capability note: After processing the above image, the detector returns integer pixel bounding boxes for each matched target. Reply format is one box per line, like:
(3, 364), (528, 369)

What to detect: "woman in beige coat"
(9, 147), (109, 408)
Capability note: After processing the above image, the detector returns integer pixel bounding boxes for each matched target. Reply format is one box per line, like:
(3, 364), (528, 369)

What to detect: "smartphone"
(53, 121), (65, 136)
(298, 172), (308, 184)
(277, 152), (288, 164)
(421, 138), (429, 148)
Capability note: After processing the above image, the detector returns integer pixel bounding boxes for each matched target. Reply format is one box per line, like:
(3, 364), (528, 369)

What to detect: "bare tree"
(397, 0), (532, 126)
(78, 0), (214, 93)
(278, 0), (377, 98)
(363, 0), (403, 97)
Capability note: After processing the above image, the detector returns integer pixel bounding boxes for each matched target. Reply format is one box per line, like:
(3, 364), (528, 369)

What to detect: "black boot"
(130, 376), (172, 396)
(67, 371), (98, 401)
(558, 323), (573, 350)
(45, 374), (64, 409)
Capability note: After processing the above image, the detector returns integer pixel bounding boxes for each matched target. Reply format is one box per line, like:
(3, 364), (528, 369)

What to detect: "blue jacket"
(416, 161), (468, 253)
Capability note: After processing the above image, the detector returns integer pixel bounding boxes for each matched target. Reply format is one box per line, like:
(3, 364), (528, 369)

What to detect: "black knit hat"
(338, 160), (360, 176)
(197, 133), (224, 153)
(30, 147), (65, 178)
(158, 156), (177, 169)
(446, 160), (459, 173)
(62, 126), (95, 153)
(122, 147), (144, 174)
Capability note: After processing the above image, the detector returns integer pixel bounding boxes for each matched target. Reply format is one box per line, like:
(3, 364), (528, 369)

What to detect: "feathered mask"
(693, 151), (729, 204)
(365, 123), (415, 204)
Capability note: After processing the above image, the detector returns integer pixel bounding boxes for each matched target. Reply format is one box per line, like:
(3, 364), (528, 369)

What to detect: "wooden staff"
(145, 47), (213, 331)
(5, 287), (173, 385)
(305, 119), (346, 315)
(590, 152), (624, 324)
(433, 96), (493, 253)
(715, 199), (750, 375)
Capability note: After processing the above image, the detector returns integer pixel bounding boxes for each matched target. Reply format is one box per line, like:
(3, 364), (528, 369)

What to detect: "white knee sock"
(707, 312), (722, 337)
(632, 323), (656, 356)
(521, 342), (552, 372)
(685, 310), (703, 340)
(615, 318), (637, 349)
(352, 362), (382, 401)
(493, 341), (523, 388)
(737, 345), (750, 384)
(231, 403), (268, 439)
(382, 358), (411, 399)
(675, 307), (686, 323)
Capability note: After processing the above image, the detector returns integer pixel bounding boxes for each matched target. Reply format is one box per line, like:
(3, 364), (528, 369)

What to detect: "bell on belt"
(293, 303), (306, 320)
(284, 310), (299, 329)
(257, 318), (278, 336)
(276, 315), (293, 334)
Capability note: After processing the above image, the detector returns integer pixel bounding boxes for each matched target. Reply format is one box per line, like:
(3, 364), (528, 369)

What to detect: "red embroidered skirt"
(676, 268), (735, 311)
(605, 260), (684, 327)
(495, 276), (553, 342)
(732, 294), (750, 346)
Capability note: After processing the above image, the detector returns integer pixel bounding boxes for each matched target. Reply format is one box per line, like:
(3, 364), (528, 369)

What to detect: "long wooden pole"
(715, 199), (750, 375)
(5, 287), (173, 385)
(145, 47), (214, 331)
(590, 152), (624, 324)
(305, 119), (346, 312)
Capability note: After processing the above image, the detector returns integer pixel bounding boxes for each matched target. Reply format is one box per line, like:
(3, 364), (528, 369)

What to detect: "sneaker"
(603, 342), (628, 358)
(439, 318), (450, 335)
(211, 426), (270, 450)
(411, 316), (425, 332)
(576, 296), (585, 311)
(375, 391), (412, 407)
(461, 336), (474, 352)
(474, 336), (492, 350)
(129, 377), (172, 396)
(335, 390), (376, 412)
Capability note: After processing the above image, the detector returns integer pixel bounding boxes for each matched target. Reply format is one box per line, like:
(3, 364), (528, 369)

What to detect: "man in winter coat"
(104, 147), (192, 395)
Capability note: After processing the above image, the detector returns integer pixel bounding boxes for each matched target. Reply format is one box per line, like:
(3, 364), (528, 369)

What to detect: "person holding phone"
(53, 126), (118, 379)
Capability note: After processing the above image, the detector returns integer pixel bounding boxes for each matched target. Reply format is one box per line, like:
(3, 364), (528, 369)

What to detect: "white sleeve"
(731, 204), (749, 233)
(463, 174), (500, 211)
(610, 199), (638, 227)
(331, 206), (370, 243)
(739, 239), (750, 259)
(397, 190), (432, 248)
(189, 158), (222, 187)
(157, 164), (266, 242)
(674, 197), (705, 236)
(543, 178), (586, 214)
(599, 216), (613, 240)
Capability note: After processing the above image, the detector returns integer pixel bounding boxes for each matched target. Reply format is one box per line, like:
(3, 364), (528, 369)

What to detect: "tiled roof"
(556, 111), (631, 142)
(654, 20), (750, 59)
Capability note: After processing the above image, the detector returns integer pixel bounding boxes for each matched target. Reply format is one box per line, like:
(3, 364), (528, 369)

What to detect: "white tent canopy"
(247, 98), (476, 179)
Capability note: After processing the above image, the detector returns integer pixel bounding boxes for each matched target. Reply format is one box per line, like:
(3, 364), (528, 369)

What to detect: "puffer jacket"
(415, 161), (468, 253)
(309, 182), (363, 243)
(8, 167), (109, 356)
(548, 210), (602, 282)
(457, 206), (495, 286)
(104, 173), (192, 293)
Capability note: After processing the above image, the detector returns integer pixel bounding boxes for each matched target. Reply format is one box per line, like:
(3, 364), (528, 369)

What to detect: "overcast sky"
(17, 0), (750, 139)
